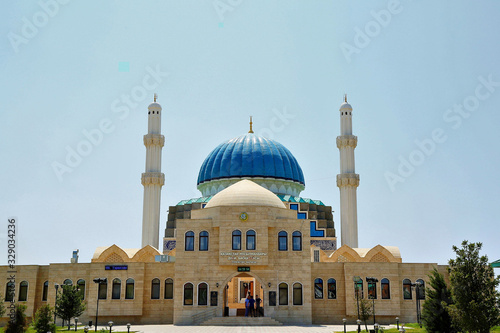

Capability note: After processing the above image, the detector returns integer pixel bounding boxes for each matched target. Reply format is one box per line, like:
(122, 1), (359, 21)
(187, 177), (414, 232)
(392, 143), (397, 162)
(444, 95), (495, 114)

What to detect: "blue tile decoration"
(164, 240), (176, 251)
(310, 239), (336, 251)
(310, 221), (325, 237)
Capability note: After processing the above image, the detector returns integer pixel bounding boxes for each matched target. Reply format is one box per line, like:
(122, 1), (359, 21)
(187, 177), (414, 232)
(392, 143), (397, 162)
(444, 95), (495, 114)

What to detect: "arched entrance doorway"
(221, 272), (265, 317)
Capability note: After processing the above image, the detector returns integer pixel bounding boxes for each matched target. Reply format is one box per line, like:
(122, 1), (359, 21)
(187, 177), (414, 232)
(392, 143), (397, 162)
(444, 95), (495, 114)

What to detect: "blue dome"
(197, 133), (305, 186)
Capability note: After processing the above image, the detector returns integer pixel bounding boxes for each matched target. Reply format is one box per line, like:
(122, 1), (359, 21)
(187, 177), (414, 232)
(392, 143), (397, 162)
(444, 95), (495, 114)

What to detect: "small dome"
(197, 133), (305, 186)
(148, 102), (162, 111)
(204, 180), (286, 209)
(339, 101), (352, 111)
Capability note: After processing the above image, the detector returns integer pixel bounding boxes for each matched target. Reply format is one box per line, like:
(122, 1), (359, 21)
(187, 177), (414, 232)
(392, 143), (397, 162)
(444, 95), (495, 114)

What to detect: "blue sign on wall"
(105, 265), (128, 270)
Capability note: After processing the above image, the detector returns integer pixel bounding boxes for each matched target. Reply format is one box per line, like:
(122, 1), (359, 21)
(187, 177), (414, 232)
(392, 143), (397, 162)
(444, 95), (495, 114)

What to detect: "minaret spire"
(249, 116), (254, 133)
(336, 96), (360, 248)
(141, 94), (165, 249)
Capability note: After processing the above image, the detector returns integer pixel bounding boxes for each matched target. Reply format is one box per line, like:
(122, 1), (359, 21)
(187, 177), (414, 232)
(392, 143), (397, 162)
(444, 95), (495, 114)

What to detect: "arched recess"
(364, 245), (398, 263)
(132, 245), (161, 262)
(218, 271), (267, 317)
(329, 244), (362, 262)
(95, 245), (129, 263)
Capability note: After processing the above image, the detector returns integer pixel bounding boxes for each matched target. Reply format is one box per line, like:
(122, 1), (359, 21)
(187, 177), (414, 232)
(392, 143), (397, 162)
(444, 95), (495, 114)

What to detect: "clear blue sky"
(1, 1), (499, 266)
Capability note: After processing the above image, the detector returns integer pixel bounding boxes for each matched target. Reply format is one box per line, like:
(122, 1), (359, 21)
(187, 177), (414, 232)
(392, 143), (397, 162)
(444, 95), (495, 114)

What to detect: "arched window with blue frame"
(185, 231), (194, 251)
(278, 231), (288, 251)
(292, 231), (302, 251)
(232, 230), (242, 250)
(199, 231), (209, 251)
(246, 230), (256, 250)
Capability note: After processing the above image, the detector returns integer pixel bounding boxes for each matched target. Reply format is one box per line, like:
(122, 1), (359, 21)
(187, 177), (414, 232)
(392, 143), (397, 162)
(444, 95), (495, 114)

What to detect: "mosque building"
(1, 96), (447, 326)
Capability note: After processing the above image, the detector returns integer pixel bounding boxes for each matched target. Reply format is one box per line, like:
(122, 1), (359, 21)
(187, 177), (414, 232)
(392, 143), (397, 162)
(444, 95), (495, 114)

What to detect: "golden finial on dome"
(154, 93), (157, 103)
(249, 116), (254, 133)
(344, 94), (347, 103)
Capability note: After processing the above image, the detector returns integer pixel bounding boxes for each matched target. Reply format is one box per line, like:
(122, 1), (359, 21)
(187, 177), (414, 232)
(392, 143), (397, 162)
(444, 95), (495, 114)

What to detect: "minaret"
(141, 94), (165, 249)
(337, 95), (360, 248)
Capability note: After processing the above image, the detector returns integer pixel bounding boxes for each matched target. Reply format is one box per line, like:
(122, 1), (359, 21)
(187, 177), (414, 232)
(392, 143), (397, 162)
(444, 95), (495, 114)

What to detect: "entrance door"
(223, 274), (263, 317)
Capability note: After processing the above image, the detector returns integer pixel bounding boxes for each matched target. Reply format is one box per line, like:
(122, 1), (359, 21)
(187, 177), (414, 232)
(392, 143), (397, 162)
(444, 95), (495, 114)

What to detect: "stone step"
(200, 316), (283, 326)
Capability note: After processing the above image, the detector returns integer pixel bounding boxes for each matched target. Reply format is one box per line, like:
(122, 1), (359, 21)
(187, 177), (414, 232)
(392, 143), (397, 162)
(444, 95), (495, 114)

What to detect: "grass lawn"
(342, 323), (500, 333)
(0, 326), (130, 333)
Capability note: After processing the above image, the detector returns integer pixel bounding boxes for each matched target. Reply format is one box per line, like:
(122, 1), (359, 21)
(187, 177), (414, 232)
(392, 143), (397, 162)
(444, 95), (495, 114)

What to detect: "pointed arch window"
(185, 231), (194, 251)
(164, 278), (173, 299)
(246, 230), (256, 250)
(328, 278), (337, 299)
(151, 278), (160, 299)
(355, 279), (363, 299)
(232, 230), (242, 250)
(42, 281), (48, 301)
(77, 279), (85, 300)
(293, 283), (303, 305)
(184, 283), (193, 305)
(199, 231), (209, 251)
(416, 279), (425, 300)
(125, 278), (134, 299)
(403, 279), (412, 299)
(292, 231), (302, 251)
(5, 282), (14, 302)
(18, 281), (28, 301)
(314, 278), (323, 299)
(98, 279), (107, 299)
(279, 283), (288, 305)
(381, 278), (390, 299)
(198, 283), (208, 305)
(112, 278), (121, 299)
(367, 279), (377, 299)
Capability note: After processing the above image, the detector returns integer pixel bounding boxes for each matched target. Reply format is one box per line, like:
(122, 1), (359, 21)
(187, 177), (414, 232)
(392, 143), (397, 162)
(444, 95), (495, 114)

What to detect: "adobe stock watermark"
(213, 0), (243, 26)
(51, 65), (169, 182)
(385, 74), (500, 192)
(257, 107), (295, 140)
(7, 0), (71, 54)
(340, 0), (403, 64)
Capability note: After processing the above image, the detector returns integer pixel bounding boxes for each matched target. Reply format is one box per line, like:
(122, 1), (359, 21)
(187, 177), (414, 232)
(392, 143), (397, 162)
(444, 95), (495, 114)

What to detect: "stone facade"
(0, 200), (447, 326)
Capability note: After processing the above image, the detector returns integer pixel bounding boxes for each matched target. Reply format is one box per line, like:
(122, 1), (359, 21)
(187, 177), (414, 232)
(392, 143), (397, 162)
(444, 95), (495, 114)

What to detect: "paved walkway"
(108, 324), (399, 333)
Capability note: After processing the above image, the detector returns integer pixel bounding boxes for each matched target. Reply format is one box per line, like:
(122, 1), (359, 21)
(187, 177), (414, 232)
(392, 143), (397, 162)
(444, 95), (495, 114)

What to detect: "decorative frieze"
(336, 174), (360, 187)
(141, 172), (165, 186)
(143, 134), (165, 147)
(336, 135), (358, 149)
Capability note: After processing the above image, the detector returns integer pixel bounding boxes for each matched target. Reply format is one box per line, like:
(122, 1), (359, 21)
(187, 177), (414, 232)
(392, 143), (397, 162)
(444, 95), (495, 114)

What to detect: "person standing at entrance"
(249, 295), (256, 317)
(255, 295), (262, 317)
(244, 295), (250, 317)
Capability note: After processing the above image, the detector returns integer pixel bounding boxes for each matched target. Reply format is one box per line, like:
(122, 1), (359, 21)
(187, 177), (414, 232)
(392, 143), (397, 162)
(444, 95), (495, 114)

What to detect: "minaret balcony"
(336, 174), (360, 187)
(336, 135), (358, 149)
(142, 172), (165, 186)
(144, 134), (165, 147)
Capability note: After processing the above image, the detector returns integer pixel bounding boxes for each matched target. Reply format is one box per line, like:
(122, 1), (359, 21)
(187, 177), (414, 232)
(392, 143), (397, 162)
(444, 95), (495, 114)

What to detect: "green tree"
(448, 240), (500, 333)
(421, 268), (456, 333)
(55, 285), (86, 330)
(359, 298), (372, 332)
(32, 305), (57, 333)
(5, 304), (28, 333)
